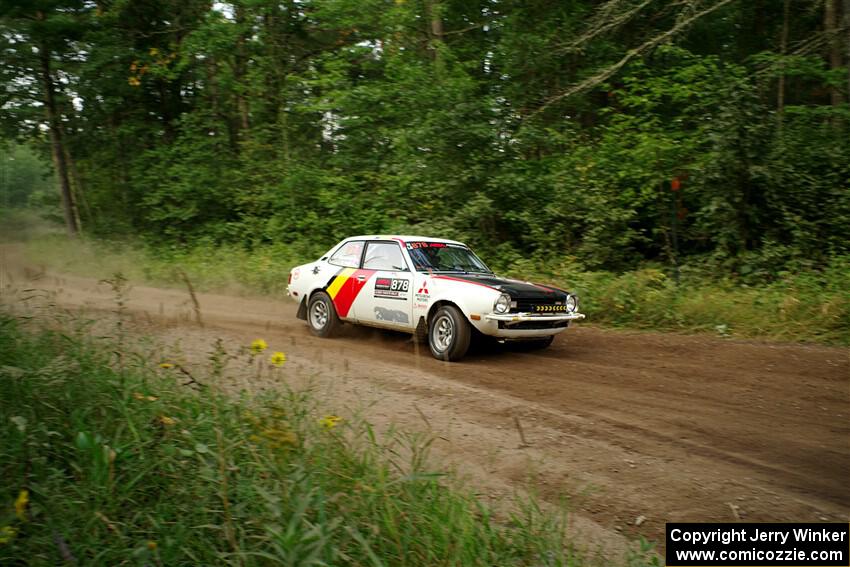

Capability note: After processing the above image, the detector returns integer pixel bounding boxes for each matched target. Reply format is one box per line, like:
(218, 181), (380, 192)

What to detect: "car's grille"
(513, 298), (564, 313)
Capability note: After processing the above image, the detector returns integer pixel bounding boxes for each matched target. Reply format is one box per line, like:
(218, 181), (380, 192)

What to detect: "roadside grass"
(22, 233), (305, 297)
(0, 209), (64, 242)
(6, 209), (848, 345)
(504, 258), (850, 345)
(1, 311), (660, 566)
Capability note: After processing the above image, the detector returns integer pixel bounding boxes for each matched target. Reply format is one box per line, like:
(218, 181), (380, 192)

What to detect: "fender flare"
(426, 298), (468, 325)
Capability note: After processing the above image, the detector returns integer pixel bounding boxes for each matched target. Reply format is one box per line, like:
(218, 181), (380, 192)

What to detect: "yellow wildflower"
(159, 362), (174, 369)
(260, 427), (298, 448)
(14, 490), (28, 521)
(269, 351), (286, 367)
(133, 392), (158, 402)
(128, 76), (141, 87)
(147, 540), (158, 551)
(249, 414), (298, 450)
(250, 338), (268, 355)
(318, 415), (342, 429)
(158, 416), (178, 427)
(0, 525), (17, 545)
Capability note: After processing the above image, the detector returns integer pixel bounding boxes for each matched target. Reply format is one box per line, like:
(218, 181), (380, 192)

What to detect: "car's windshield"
(405, 241), (492, 273)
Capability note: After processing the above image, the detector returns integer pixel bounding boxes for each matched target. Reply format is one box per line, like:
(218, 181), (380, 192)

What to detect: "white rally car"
(287, 235), (585, 361)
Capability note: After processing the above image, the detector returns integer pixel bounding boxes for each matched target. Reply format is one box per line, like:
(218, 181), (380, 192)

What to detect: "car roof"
(344, 235), (467, 246)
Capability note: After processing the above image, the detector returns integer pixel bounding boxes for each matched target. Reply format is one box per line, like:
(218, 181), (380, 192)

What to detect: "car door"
(350, 241), (413, 329)
(323, 239), (369, 321)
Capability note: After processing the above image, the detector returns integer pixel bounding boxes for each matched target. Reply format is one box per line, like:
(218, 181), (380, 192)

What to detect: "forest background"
(2, 0), (848, 343)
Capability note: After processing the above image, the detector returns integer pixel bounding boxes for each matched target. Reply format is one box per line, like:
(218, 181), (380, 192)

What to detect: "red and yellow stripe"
(326, 268), (374, 317)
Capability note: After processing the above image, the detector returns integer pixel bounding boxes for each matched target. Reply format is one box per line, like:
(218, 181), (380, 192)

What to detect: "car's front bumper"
(485, 312), (586, 324)
(472, 311), (585, 339)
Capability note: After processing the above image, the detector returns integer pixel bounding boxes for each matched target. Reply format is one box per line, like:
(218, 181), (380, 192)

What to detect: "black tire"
(428, 305), (471, 361)
(307, 291), (341, 338)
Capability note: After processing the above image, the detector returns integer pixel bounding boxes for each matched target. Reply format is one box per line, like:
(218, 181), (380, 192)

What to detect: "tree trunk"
(429, 1), (443, 42)
(844, 0), (850, 100)
(38, 42), (79, 237)
(777, 0), (790, 123)
(825, 0), (844, 107)
(61, 136), (84, 231)
(426, 0), (444, 72)
(68, 151), (93, 226)
(235, 2), (250, 135)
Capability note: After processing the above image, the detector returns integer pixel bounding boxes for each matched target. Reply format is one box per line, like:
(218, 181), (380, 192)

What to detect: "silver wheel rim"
(311, 300), (329, 329)
(431, 314), (454, 352)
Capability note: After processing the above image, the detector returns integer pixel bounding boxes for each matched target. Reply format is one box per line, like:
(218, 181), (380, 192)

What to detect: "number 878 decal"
(375, 278), (410, 299)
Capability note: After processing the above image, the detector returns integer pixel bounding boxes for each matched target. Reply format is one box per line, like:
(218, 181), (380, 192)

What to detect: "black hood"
(435, 273), (570, 300)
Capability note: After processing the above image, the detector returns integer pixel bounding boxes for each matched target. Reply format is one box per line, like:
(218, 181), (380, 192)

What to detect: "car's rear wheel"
(428, 305), (471, 361)
(308, 291), (340, 337)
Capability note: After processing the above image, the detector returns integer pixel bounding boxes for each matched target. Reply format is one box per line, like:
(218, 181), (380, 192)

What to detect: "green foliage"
(0, 313), (639, 565)
(0, 145), (55, 209)
(136, 111), (242, 242)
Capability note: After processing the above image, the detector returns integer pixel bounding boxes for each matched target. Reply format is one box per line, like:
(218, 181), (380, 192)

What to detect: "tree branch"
(555, 0), (655, 54)
(443, 22), (487, 36)
(530, 0), (737, 117)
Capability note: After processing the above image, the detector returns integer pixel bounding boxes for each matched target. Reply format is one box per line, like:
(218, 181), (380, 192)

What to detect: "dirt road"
(2, 244), (848, 558)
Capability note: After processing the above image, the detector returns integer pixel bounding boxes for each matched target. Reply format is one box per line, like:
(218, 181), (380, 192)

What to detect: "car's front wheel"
(428, 305), (471, 361)
(308, 291), (341, 337)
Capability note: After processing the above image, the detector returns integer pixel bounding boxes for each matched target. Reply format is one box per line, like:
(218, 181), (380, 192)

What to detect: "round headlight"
(494, 293), (511, 314)
(566, 294), (578, 312)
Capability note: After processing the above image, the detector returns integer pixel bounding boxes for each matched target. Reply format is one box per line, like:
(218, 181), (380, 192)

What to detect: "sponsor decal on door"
(374, 278), (409, 300)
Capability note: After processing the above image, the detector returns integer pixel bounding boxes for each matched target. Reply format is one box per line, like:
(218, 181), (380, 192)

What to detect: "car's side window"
(329, 241), (364, 268)
(363, 242), (408, 271)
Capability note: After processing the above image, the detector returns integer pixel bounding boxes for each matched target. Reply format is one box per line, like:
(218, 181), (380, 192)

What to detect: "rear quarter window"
(329, 241), (364, 268)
